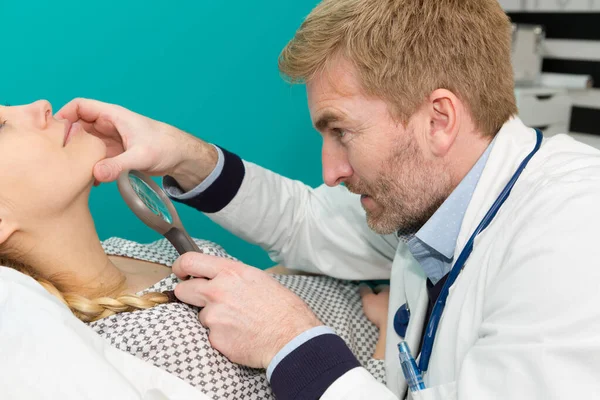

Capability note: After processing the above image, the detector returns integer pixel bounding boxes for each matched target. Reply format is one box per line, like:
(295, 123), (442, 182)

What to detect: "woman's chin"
(73, 174), (96, 199)
(86, 176), (98, 193)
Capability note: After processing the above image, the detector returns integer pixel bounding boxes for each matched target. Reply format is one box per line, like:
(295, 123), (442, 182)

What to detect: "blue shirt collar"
(413, 139), (495, 260)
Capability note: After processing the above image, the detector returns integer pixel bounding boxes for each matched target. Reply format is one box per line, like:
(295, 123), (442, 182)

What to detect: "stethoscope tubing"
(417, 129), (543, 372)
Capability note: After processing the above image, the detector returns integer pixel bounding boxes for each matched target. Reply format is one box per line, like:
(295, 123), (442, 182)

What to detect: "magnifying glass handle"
(165, 227), (201, 255)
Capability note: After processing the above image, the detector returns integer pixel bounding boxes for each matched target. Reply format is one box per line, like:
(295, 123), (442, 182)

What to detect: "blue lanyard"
(417, 129), (543, 373)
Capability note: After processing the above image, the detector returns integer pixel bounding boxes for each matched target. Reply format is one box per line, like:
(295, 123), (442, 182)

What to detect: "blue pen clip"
(398, 341), (426, 392)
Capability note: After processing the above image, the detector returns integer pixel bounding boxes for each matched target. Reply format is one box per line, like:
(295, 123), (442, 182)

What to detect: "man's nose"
(322, 140), (353, 187)
(25, 100), (52, 129)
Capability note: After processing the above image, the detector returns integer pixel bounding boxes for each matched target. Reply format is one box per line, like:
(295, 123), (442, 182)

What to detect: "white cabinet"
(500, 0), (527, 11)
(526, 0), (600, 11)
(500, 0), (600, 11)
(515, 87), (572, 136)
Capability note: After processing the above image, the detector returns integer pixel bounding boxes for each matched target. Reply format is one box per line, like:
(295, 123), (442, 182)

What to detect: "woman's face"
(0, 100), (106, 224)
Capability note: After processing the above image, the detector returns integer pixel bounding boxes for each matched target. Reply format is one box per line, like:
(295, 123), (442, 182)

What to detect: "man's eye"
(0, 120), (6, 130)
(332, 128), (346, 139)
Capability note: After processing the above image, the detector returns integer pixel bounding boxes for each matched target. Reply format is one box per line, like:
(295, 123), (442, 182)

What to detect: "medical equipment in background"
(117, 170), (200, 255)
(515, 86), (572, 136)
(511, 23), (574, 137)
(540, 73), (594, 89)
(511, 23), (546, 86)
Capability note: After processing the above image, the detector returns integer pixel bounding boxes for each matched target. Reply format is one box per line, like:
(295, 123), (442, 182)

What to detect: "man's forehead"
(307, 67), (363, 125)
(308, 91), (355, 129)
(307, 61), (361, 100)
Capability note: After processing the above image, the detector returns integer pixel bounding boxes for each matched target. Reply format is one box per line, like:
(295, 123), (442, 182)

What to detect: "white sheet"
(0, 267), (208, 400)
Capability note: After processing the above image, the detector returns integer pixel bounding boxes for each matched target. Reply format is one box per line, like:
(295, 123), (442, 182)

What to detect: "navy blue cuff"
(165, 146), (245, 213)
(270, 333), (360, 400)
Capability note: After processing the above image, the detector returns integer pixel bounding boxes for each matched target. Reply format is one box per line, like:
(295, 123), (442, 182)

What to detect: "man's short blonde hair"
(279, 0), (517, 137)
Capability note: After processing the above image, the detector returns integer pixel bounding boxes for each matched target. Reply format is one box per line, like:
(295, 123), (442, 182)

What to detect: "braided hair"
(1, 255), (169, 322)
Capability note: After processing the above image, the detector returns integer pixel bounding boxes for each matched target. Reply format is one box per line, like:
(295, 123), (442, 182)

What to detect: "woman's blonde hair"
(1, 255), (169, 323)
(279, 0), (518, 137)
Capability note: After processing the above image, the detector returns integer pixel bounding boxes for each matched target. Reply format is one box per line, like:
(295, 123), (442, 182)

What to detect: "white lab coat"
(207, 117), (600, 399)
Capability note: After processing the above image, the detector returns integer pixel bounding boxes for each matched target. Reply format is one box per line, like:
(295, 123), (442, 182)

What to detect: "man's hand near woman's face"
(56, 98), (217, 191)
(57, 97), (325, 369)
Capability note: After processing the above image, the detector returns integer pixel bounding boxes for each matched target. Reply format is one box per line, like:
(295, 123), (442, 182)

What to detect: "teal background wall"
(2, 0), (323, 269)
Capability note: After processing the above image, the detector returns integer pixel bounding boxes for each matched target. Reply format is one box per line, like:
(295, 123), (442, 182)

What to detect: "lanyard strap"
(418, 129), (543, 372)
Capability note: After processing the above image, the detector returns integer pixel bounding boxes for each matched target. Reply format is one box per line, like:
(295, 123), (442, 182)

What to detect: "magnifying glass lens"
(128, 174), (173, 224)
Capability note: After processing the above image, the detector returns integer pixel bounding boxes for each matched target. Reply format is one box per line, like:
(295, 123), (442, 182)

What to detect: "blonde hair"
(279, 0), (517, 136)
(1, 255), (169, 323)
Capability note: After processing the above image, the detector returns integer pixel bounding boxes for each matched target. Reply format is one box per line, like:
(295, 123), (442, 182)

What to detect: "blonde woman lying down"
(0, 100), (386, 399)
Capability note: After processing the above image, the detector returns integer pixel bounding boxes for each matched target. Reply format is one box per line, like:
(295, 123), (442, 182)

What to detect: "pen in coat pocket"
(398, 341), (426, 392)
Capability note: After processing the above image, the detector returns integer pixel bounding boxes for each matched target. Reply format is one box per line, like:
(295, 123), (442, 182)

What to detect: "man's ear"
(426, 89), (460, 157)
(0, 217), (18, 247)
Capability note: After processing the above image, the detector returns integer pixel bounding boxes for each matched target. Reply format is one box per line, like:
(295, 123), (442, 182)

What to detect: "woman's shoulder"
(101, 237), (237, 266)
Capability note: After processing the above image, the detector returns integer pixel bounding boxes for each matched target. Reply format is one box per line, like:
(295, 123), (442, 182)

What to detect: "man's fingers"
(94, 161), (116, 183)
(93, 148), (147, 182)
(58, 102), (121, 139)
(174, 278), (210, 307)
(55, 98), (94, 121)
(55, 98), (118, 124)
(94, 159), (125, 183)
(76, 120), (97, 135)
(198, 305), (218, 329)
(172, 253), (225, 280)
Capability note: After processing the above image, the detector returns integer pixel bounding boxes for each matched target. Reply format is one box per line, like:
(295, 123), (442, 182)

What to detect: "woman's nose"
(322, 140), (353, 187)
(25, 100), (52, 129)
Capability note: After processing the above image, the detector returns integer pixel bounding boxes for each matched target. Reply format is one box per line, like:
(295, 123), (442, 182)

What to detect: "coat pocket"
(407, 381), (456, 400)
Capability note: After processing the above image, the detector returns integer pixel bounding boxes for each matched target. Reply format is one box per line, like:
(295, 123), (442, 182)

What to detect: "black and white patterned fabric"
(90, 237), (386, 399)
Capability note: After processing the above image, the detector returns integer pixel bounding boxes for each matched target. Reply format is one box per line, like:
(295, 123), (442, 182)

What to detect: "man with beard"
(58, 0), (600, 398)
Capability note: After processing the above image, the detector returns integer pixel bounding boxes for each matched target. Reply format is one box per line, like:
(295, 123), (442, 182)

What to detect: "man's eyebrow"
(314, 112), (343, 132)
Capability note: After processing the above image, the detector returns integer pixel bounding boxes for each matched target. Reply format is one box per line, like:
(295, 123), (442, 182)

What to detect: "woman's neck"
(18, 202), (127, 299)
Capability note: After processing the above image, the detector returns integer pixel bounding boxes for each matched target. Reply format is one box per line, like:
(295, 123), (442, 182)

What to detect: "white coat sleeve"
(321, 368), (399, 400)
(456, 177), (600, 398)
(207, 161), (398, 279)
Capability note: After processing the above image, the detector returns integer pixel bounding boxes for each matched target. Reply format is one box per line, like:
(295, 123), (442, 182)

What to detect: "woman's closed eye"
(0, 104), (11, 130)
(0, 104), (9, 130)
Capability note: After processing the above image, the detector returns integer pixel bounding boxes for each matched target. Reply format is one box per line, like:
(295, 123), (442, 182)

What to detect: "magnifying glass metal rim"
(117, 170), (200, 256)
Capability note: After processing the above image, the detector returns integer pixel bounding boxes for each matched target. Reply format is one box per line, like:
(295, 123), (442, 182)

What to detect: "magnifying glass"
(116, 170), (200, 255)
